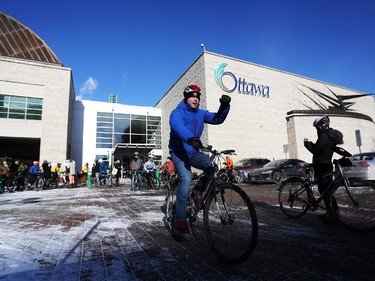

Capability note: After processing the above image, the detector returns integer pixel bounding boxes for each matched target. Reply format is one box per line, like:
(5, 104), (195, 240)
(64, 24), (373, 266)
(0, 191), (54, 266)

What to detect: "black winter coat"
(304, 132), (336, 165)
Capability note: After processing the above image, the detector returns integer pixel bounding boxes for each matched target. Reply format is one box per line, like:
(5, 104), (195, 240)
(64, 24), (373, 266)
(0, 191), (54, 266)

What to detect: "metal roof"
(0, 11), (61, 65)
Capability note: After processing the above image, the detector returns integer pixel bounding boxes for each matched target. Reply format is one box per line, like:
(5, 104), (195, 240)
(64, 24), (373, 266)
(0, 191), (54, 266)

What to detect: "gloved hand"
(219, 95), (231, 106)
(187, 137), (203, 150)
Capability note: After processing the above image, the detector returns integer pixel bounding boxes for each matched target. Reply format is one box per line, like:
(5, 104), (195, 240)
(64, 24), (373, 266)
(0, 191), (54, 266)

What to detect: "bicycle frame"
(188, 147), (236, 223)
(307, 159), (355, 210)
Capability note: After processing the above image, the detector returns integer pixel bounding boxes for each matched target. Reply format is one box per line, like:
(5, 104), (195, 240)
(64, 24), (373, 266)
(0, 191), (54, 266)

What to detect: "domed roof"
(0, 11), (61, 64)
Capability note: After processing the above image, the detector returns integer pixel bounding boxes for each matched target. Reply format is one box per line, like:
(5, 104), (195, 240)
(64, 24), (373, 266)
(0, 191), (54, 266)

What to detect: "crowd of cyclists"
(129, 152), (177, 191)
(0, 159), (86, 193)
(0, 153), (178, 194)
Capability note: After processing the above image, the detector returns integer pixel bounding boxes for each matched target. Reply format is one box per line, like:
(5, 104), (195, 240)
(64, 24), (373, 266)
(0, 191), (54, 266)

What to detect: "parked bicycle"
(278, 146), (375, 232)
(164, 145), (258, 263)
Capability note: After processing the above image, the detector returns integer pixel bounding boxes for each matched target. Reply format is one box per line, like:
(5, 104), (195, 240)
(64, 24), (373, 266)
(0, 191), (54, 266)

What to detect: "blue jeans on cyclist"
(171, 150), (214, 223)
(99, 171), (106, 185)
(131, 170), (143, 191)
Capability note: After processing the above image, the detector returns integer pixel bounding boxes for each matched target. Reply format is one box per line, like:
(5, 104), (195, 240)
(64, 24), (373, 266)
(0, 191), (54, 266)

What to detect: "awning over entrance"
(113, 143), (156, 157)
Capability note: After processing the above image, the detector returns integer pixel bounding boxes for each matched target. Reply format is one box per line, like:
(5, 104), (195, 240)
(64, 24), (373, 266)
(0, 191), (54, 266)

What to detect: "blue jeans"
(171, 151), (214, 221)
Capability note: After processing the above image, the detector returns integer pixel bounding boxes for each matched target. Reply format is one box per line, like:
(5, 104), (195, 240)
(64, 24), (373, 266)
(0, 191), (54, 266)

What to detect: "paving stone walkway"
(0, 182), (373, 280)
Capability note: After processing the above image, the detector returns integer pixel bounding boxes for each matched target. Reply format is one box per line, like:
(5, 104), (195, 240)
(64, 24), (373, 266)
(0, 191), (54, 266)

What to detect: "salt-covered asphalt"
(0, 180), (373, 281)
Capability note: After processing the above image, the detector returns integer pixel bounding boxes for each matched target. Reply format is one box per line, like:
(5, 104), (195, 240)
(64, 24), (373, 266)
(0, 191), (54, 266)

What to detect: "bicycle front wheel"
(279, 177), (309, 219)
(164, 186), (176, 231)
(107, 176), (113, 187)
(204, 183), (258, 264)
(35, 178), (44, 191)
(330, 181), (375, 232)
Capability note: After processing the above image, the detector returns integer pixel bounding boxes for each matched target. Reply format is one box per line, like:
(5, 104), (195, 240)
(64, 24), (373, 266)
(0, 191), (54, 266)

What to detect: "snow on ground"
(0, 185), (167, 280)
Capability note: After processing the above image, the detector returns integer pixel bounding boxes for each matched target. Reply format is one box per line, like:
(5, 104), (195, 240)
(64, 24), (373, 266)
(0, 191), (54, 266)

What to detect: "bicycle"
(278, 146), (375, 232)
(52, 171), (68, 188)
(98, 171), (112, 188)
(24, 173), (44, 191)
(164, 145), (258, 264)
(101, 172), (113, 188)
(4, 173), (26, 192)
(160, 170), (176, 190)
(131, 170), (143, 191)
(144, 171), (157, 190)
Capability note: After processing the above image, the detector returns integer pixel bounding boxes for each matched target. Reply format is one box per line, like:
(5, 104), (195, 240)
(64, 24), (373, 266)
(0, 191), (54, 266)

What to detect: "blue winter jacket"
(169, 101), (230, 157)
(29, 165), (42, 175)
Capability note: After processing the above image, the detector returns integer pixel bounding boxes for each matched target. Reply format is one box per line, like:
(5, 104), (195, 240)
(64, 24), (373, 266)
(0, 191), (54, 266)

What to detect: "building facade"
(155, 52), (375, 164)
(0, 12), (74, 165)
(71, 100), (162, 170)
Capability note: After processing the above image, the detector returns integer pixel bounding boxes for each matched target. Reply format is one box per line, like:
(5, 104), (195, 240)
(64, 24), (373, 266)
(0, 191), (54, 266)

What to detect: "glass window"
(114, 133), (129, 144)
(98, 127), (112, 133)
(131, 134), (146, 143)
(97, 116), (112, 122)
(9, 113), (25, 119)
(97, 122), (112, 127)
(0, 95), (42, 120)
(114, 119), (130, 134)
(95, 111), (161, 149)
(96, 133), (112, 138)
(131, 119), (146, 134)
(148, 116), (161, 121)
(98, 112), (112, 117)
(132, 114), (146, 120)
(114, 113), (130, 119)
(27, 115), (41, 120)
(96, 143), (112, 149)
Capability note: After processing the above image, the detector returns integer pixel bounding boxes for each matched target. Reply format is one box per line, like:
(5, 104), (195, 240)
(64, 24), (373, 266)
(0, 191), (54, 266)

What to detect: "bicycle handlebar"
(200, 145), (236, 156)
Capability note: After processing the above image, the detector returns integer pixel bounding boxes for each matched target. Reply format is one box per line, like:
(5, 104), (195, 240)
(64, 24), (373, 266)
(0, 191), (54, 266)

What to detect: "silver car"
(346, 152), (375, 181)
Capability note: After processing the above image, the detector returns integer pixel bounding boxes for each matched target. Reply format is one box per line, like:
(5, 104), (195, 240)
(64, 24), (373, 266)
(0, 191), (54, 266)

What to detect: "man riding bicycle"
(28, 161), (43, 185)
(130, 152), (143, 191)
(168, 84), (231, 239)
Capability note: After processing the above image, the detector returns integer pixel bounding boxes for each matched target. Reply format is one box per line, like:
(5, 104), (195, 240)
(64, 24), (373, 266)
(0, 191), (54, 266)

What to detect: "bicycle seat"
(334, 157), (352, 167)
(333, 146), (352, 157)
(221, 149), (236, 155)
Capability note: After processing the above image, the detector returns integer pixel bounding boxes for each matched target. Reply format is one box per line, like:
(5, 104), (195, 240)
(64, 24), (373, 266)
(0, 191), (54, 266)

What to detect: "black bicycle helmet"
(313, 115), (330, 127)
(183, 84), (201, 101)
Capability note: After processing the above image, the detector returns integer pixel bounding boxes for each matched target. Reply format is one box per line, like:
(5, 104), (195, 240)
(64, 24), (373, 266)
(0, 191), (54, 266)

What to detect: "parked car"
(248, 158), (307, 184)
(346, 152), (375, 182)
(233, 158), (270, 183)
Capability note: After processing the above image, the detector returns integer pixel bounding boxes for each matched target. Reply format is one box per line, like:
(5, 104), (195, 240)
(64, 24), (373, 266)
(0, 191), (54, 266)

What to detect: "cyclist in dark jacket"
(41, 160), (52, 187)
(169, 84), (231, 239)
(304, 115), (341, 223)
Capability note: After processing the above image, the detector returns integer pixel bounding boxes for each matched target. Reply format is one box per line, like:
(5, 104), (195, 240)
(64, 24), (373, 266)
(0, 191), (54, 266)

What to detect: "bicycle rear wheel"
(204, 183), (258, 264)
(5, 178), (16, 192)
(279, 177), (309, 219)
(330, 181), (375, 232)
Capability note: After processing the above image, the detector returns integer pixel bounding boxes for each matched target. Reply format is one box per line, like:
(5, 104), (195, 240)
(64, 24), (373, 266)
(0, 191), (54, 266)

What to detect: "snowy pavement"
(0, 182), (374, 281)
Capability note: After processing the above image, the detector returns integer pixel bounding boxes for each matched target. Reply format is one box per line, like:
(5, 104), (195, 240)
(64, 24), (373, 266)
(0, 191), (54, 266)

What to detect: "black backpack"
(328, 128), (344, 145)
